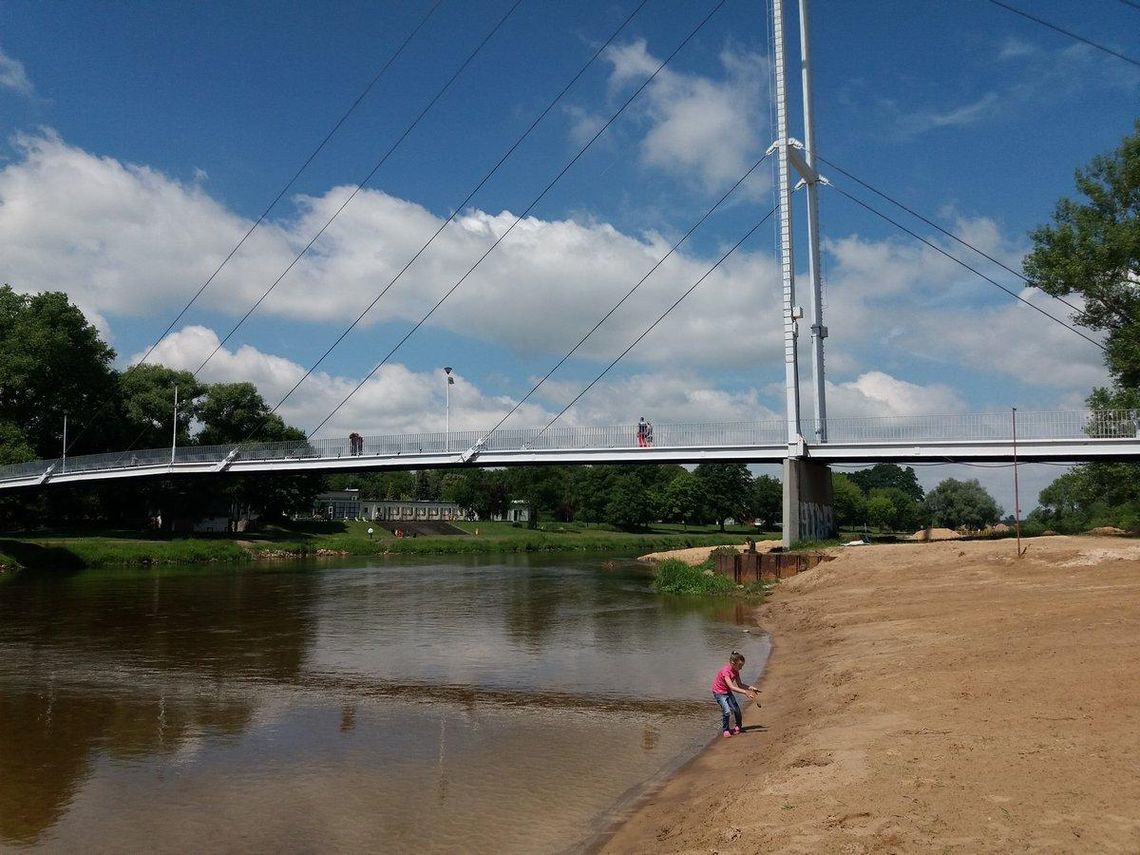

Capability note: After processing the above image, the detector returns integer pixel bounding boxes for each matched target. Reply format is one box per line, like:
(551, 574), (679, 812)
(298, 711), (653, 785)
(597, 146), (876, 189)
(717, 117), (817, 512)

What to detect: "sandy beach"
(603, 535), (1140, 853)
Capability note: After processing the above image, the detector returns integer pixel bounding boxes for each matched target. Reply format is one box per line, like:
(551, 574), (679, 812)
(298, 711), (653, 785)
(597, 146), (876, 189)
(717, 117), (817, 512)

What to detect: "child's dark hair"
(730, 651), (746, 666)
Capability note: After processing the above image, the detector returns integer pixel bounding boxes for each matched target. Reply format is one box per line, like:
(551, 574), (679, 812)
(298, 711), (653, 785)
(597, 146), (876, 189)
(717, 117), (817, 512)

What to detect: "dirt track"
(602, 536), (1140, 853)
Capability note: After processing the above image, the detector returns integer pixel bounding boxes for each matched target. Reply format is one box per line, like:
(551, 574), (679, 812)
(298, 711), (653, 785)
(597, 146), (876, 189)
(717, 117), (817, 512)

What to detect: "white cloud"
(881, 91), (1000, 139)
(0, 132), (1107, 421)
(997, 37), (1036, 61)
(826, 371), (967, 418)
(134, 325), (554, 439)
(818, 216), (1107, 391)
(601, 40), (770, 192)
(0, 132), (785, 370)
(135, 327), (786, 439)
(0, 47), (33, 97)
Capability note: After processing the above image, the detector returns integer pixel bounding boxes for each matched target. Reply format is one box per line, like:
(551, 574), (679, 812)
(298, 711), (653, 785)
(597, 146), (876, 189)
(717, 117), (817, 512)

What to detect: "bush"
(652, 558), (734, 596)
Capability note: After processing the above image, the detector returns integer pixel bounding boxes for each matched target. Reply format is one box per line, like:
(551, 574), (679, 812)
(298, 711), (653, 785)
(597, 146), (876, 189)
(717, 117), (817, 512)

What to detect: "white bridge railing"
(1, 410), (1137, 485)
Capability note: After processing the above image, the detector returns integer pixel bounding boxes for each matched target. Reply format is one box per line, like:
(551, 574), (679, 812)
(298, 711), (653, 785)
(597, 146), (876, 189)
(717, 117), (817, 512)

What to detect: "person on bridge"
(637, 417), (648, 447)
(712, 651), (758, 738)
(349, 432), (363, 456)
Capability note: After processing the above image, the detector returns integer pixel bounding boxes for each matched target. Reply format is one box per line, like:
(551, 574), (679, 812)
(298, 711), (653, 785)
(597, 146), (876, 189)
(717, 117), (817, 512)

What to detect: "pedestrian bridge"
(3, 410), (1139, 490)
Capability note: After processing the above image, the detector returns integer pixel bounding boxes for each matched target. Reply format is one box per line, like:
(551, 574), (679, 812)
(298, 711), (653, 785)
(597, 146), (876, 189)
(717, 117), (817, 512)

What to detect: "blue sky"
(1, 0), (1137, 507)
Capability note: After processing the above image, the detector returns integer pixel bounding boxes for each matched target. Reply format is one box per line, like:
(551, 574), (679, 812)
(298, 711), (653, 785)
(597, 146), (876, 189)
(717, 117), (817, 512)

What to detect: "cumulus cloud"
(0, 132), (1107, 420)
(135, 327), (787, 439)
(600, 40), (770, 192)
(0, 47), (33, 96)
(818, 215), (1107, 391)
(0, 131), (785, 370)
(134, 326), (554, 439)
(826, 371), (967, 418)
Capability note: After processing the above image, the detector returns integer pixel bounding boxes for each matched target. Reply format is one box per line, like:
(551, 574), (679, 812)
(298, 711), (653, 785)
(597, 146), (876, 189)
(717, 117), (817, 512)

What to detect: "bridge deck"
(3, 411), (1139, 490)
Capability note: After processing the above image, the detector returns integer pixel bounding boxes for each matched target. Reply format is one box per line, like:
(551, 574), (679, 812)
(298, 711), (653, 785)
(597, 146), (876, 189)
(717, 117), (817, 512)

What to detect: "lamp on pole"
(171, 385), (179, 465)
(62, 413), (68, 473)
(443, 367), (454, 452)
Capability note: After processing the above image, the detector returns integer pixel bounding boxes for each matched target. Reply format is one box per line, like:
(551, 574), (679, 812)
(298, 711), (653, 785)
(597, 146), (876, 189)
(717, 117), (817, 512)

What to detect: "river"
(0, 554), (768, 853)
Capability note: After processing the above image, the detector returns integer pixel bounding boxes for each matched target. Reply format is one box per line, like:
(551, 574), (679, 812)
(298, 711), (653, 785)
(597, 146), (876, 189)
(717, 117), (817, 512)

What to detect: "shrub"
(652, 558), (734, 596)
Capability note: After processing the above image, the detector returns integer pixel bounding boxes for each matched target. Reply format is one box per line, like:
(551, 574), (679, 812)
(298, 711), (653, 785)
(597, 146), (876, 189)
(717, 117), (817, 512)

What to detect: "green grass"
(0, 536), (251, 569)
(0, 520), (780, 569)
(651, 558), (736, 596)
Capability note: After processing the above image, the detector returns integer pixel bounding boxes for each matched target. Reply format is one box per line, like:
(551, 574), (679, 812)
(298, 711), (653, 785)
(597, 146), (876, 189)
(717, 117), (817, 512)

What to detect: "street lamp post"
(444, 367), (454, 452)
(171, 385), (179, 465)
(62, 413), (67, 473)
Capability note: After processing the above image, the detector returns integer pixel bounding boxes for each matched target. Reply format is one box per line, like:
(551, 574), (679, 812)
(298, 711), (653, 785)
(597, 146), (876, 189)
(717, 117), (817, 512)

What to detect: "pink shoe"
(722, 730), (733, 738)
(731, 726), (742, 735)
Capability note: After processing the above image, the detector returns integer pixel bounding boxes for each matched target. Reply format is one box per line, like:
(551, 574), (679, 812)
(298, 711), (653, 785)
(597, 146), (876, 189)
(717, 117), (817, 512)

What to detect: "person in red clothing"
(711, 651), (759, 738)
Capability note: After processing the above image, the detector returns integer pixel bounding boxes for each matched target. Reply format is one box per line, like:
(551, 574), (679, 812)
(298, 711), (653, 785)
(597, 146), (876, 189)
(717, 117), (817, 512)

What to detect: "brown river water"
(0, 554), (768, 853)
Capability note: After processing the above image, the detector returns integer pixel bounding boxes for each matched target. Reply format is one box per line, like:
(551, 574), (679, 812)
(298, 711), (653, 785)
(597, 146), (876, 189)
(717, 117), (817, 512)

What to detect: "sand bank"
(602, 535), (1140, 853)
(639, 540), (781, 566)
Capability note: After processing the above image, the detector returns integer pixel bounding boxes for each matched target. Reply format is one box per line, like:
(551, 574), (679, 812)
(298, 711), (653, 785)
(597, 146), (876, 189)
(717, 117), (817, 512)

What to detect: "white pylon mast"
(769, 0), (827, 450)
(771, 0), (802, 450)
(799, 0), (827, 441)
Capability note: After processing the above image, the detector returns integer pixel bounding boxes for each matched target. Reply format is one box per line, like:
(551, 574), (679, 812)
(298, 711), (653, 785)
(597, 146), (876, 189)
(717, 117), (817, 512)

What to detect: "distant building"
(311, 492), (531, 524)
(495, 500), (530, 524)
(313, 489), (361, 520)
(363, 500), (463, 522)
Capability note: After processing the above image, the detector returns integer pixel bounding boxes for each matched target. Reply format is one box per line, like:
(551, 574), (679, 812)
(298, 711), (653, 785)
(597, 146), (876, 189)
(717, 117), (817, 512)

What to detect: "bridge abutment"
(782, 458), (835, 548)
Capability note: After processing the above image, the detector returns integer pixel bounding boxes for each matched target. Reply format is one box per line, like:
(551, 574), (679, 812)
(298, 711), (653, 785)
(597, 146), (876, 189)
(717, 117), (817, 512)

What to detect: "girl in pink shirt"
(711, 652), (758, 738)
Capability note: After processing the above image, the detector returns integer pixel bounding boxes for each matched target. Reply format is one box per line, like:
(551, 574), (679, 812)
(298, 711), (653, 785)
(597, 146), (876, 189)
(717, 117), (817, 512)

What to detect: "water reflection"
(0, 566), (316, 845)
(0, 556), (767, 853)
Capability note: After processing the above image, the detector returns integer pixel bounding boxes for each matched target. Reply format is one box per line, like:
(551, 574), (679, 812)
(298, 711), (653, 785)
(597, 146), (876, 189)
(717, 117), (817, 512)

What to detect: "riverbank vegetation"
(0, 521), (778, 570)
(651, 558), (734, 596)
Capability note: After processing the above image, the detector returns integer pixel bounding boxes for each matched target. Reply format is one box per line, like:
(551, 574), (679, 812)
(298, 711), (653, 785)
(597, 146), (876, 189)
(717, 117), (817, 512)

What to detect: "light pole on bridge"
(171, 385), (178, 466)
(444, 367), (454, 452)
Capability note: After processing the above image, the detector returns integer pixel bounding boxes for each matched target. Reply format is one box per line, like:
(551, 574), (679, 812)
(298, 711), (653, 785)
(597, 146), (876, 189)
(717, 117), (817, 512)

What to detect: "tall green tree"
(925, 478), (1001, 530)
(116, 364), (204, 450)
(848, 463), (924, 503)
(197, 382), (301, 445)
(1024, 120), (1140, 388)
(662, 470), (707, 528)
(831, 473), (866, 529)
(605, 470), (658, 529)
(694, 463), (751, 531)
(1025, 123), (1140, 532)
(0, 285), (117, 458)
(750, 474), (782, 530)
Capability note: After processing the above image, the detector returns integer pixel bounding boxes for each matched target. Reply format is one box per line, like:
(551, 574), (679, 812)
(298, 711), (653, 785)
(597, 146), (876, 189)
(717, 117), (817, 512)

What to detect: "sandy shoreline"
(602, 536), (1140, 853)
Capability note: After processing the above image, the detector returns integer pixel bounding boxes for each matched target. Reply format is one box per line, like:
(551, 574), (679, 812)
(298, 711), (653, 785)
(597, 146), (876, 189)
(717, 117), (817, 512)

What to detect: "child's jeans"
(713, 691), (742, 731)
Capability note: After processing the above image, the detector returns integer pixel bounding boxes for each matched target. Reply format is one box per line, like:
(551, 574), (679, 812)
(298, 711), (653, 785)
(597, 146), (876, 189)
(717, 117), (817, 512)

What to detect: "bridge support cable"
(107, 0), (524, 469)
(815, 155), (1094, 322)
(63, 2), (444, 459)
(246, 0), (657, 442)
(825, 182), (1106, 352)
(189, 0), (527, 381)
(530, 206), (780, 443)
(475, 150), (773, 450)
(986, 0), (1140, 69)
(294, 0), (732, 442)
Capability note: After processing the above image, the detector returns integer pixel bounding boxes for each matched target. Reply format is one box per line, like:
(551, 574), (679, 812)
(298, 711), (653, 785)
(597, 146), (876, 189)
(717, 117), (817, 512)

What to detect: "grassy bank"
(0, 521), (774, 570)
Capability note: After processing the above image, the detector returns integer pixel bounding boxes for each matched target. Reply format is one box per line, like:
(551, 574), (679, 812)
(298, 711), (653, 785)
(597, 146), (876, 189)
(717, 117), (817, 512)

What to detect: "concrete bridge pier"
(782, 458), (836, 548)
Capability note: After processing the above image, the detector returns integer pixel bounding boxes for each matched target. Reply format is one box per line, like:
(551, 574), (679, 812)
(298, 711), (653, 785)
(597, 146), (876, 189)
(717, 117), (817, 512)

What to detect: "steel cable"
(297, 0), (730, 440)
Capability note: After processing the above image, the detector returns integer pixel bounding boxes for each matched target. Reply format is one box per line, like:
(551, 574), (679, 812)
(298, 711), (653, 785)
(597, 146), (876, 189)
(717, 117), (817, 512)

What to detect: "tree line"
(0, 285), (321, 529)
